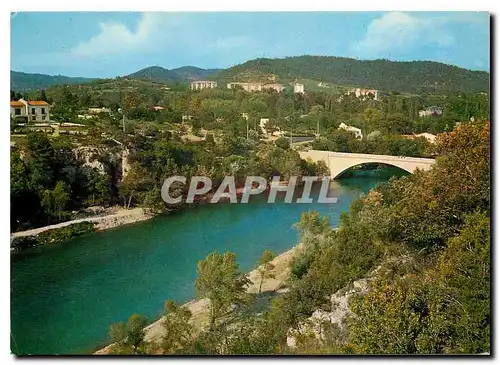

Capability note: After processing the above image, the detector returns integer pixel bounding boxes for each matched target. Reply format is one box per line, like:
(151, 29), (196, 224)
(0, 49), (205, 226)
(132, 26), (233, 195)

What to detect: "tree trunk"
(127, 193), (134, 209)
(209, 306), (215, 331)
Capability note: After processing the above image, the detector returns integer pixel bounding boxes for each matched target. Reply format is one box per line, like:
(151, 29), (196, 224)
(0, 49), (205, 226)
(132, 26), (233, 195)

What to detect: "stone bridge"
(299, 150), (435, 179)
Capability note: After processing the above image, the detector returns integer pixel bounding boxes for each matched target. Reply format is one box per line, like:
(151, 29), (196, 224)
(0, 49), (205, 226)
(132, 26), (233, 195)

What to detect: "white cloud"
(70, 13), (181, 57)
(69, 13), (259, 61)
(352, 12), (456, 58)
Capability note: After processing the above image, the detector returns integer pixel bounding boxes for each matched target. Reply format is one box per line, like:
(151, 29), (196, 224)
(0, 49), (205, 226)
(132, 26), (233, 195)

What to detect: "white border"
(2, 1), (496, 364)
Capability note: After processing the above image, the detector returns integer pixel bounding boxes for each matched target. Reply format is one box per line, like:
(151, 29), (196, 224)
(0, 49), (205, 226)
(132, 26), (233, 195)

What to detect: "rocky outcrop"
(73, 146), (108, 175)
(286, 256), (411, 349)
(286, 276), (371, 349)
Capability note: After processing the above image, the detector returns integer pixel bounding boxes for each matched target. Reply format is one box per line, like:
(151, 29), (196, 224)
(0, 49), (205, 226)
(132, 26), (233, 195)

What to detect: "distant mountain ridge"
(11, 56), (489, 94)
(128, 66), (222, 83)
(11, 71), (96, 92)
(214, 56), (490, 94)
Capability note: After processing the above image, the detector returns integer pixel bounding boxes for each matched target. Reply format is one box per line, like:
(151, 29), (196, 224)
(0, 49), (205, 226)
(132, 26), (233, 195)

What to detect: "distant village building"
(10, 99), (50, 122)
(88, 107), (111, 114)
(191, 80), (217, 91)
(293, 82), (305, 94)
(263, 83), (286, 92)
(227, 82), (285, 93)
(152, 106), (165, 111)
(259, 118), (270, 134)
(78, 114), (94, 120)
(402, 133), (437, 144)
(227, 82), (263, 92)
(338, 122), (363, 139)
(418, 106), (443, 118)
(182, 115), (194, 122)
(349, 88), (378, 101)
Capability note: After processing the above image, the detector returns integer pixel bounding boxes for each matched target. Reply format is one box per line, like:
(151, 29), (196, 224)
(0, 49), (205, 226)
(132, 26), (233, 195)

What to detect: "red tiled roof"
(10, 101), (24, 107)
(27, 100), (50, 106)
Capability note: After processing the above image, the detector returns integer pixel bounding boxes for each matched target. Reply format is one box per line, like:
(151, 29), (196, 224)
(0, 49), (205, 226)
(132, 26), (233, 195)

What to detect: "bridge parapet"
(299, 150), (435, 179)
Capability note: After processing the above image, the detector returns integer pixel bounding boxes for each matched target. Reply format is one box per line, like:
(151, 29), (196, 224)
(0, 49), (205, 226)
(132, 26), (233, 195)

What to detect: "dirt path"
(11, 207), (152, 239)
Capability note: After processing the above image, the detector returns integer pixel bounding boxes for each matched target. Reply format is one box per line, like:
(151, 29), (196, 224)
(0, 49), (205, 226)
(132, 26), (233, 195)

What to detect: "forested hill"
(11, 71), (96, 92)
(128, 66), (221, 83)
(213, 56), (490, 94)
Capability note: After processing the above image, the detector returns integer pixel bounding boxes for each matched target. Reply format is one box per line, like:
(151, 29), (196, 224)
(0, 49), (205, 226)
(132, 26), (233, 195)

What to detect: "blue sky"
(11, 11), (490, 78)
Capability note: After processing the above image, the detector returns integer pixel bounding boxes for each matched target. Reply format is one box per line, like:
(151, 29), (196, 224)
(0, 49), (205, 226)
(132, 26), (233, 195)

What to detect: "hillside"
(128, 66), (183, 83)
(11, 71), (96, 92)
(170, 66), (222, 81)
(128, 66), (221, 83)
(213, 56), (490, 94)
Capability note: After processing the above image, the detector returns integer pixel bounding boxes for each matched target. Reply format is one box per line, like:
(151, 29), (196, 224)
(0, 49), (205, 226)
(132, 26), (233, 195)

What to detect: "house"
(88, 107), (111, 114)
(263, 83), (286, 92)
(227, 82), (286, 93)
(78, 114), (95, 120)
(227, 82), (263, 92)
(10, 99), (50, 122)
(191, 80), (217, 90)
(259, 118), (270, 134)
(349, 88), (378, 101)
(338, 122), (363, 139)
(402, 133), (437, 144)
(418, 106), (443, 118)
(152, 106), (165, 111)
(293, 82), (305, 94)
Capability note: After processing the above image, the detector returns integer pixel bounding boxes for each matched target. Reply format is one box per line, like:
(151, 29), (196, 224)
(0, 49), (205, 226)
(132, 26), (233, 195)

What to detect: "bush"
(274, 137), (290, 150)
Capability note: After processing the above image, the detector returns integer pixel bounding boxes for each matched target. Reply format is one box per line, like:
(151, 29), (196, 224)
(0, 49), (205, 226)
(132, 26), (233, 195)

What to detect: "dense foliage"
(104, 120), (490, 355)
(11, 70), (95, 92)
(215, 56), (489, 93)
(129, 66), (221, 83)
(10, 134), (113, 231)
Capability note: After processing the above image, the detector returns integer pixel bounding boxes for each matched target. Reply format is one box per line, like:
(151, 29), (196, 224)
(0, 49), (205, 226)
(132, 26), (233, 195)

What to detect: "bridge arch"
(299, 150), (435, 180)
(331, 161), (413, 179)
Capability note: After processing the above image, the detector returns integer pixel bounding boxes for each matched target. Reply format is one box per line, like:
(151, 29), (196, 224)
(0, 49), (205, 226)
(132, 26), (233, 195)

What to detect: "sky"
(10, 11), (490, 78)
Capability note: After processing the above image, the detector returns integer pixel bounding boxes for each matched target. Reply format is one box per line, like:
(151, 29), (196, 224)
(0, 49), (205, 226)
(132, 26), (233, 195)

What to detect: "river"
(10, 167), (406, 355)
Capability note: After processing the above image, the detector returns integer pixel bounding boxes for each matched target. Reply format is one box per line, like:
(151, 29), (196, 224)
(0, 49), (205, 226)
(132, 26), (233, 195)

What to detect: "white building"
(349, 88), (378, 101)
(403, 133), (437, 144)
(293, 82), (305, 94)
(418, 106), (443, 118)
(88, 107), (111, 114)
(338, 122), (362, 139)
(10, 99), (50, 122)
(259, 118), (270, 134)
(263, 83), (286, 92)
(191, 80), (217, 90)
(227, 82), (263, 92)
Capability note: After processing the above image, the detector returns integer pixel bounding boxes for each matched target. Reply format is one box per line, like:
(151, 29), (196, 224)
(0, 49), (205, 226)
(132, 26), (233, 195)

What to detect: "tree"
(195, 251), (250, 331)
(275, 137), (290, 150)
(363, 107), (382, 133)
(162, 300), (193, 354)
(119, 163), (153, 208)
(256, 250), (276, 293)
(24, 133), (55, 190)
(109, 314), (149, 354)
(40, 181), (70, 222)
(347, 211), (490, 354)
(39, 89), (48, 102)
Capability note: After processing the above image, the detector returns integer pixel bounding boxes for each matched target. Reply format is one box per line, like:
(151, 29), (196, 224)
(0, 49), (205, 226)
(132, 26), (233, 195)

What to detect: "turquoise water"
(11, 168), (406, 355)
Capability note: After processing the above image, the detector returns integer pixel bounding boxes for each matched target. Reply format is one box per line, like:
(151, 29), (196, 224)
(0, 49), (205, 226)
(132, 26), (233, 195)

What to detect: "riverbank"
(94, 243), (302, 355)
(10, 207), (154, 249)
